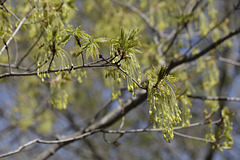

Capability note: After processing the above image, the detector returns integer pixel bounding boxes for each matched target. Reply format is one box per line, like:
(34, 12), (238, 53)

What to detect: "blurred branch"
(34, 89), (147, 160)
(0, 118), (221, 159)
(165, 26), (240, 75)
(173, 131), (215, 143)
(2, 39), (11, 73)
(112, 0), (165, 38)
(0, 129), (101, 159)
(112, 0), (166, 61)
(87, 99), (112, 126)
(188, 95), (240, 101)
(0, 63), (33, 71)
(0, 8), (35, 56)
(183, 1), (240, 56)
(162, 0), (202, 56)
(1, 3), (20, 22)
(17, 30), (45, 66)
(218, 56), (240, 67)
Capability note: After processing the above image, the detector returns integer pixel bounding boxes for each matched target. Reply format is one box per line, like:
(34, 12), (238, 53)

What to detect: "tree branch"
(0, 118), (221, 159)
(0, 8), (35, 56)
(183, 1), (240, 56)
(188, 95), (240, 101)
(173, 131), (215, 143)
(0, 62), (115, 79)
(117, 66), (143, 89)
(17, 30), (45, 66)
(112, 0), (165, 38)
(165, 26), (240, 75)
(2, 39), (12, 73)
(218, 56), (240, 67)
(34, 89), (147, 160)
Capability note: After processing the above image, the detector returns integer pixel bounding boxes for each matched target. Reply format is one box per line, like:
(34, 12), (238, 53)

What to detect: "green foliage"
(105, 29), (141, 98)
(49, 74), (69, 110)
(217, 107), (234, 150)
(74, 26), (105, 60)
(203, 58), (220, 116)
(147, 67), (181, 142)
(11, 77), (54, 133)
(179, 94), (192, 127)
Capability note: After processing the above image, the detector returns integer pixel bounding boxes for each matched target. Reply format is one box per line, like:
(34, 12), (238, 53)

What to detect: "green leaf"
(94, 37), (109, 43)
(59, 34), (72, 46)
(75, 27), (91, 40)
(128, 48), (142, 54)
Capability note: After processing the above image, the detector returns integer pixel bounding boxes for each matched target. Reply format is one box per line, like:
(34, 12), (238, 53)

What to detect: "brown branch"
(0, 63), (115, 79)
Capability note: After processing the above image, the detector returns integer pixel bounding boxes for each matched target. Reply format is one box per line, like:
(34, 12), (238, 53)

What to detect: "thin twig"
(13, 38), (19, 65)
(183, 1), (240, 56)
(218, 56), (240, 67)
(117, 98), (125, 130)
(0, 129), (101, 159)
(3, 39), (12, 73)
(0, 63), (30, 71)
(0, 62), (115, 79)
(162, 0), (202, 56)
(117, 66), (143, 89)
(0, 8), (35, 56)
(112, 0), (165, 38)
(165, 26), (240, 76)
(87, 99), (113, 126)
(0, 118), (221, 159)
(188, 95), (240, 101)
(173, 131), (215, 143)
(1, 4), (21, 22)
(17, 30), (45, 66)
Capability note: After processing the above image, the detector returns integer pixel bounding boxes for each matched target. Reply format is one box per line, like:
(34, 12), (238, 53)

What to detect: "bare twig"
(188, 95), (240, 101)
(0, 8), (35, 56)
(88, 99), (112, 125)
(165, 26), (240, 75)
(3, 39), (12, 73)
(112, 0), (166, 61)
(173, 131), (215, 143)
(0, 129), (101, 159)
(1, 4), (21, 22)
(117, 66), (143, 89)
(218, 56), (240, 67)
(0, 118), (221, 159)
(0, 63), (30, 70)
(17, 30), (45, 66)
(13, 39), (19, 64)
(162, 0), (202, 56)
(183, 1), (240, 56)
(112, 0), (165, 38)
